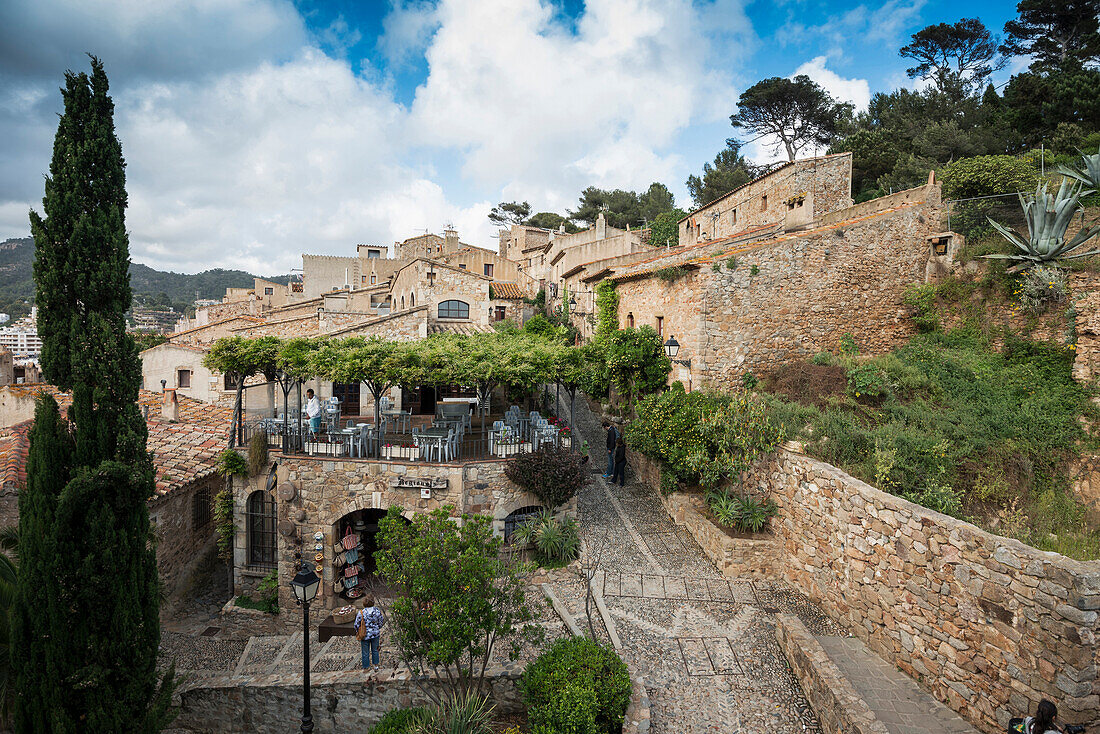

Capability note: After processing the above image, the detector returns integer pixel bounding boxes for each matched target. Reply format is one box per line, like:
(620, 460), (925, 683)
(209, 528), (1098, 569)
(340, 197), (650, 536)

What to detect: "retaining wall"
(633, 446), (1100, 732)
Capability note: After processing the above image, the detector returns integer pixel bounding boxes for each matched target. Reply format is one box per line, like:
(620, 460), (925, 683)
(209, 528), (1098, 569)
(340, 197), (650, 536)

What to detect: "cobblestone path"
(552, 394), (838, 734)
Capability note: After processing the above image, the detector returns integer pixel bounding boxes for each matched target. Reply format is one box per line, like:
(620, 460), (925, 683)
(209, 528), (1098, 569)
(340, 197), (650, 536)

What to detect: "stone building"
(0, 385), (231, 600)
(0, 346), (12, 387)
(567, 174), (953, 389)
(232, 455), (557, 613)
(677, 152), (854, 246)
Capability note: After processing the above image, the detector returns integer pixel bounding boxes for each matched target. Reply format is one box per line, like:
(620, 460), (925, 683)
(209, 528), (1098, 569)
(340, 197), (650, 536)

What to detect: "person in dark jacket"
(602, 421), (618, 479)
(611, 437), (627, 487)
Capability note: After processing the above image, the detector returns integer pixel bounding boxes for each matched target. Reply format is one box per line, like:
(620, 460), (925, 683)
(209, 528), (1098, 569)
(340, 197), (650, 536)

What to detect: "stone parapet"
(775, 614), (889, 734)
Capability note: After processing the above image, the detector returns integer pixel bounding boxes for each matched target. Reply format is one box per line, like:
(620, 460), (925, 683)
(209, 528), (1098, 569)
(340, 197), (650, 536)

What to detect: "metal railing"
(241, 408), (575, 464)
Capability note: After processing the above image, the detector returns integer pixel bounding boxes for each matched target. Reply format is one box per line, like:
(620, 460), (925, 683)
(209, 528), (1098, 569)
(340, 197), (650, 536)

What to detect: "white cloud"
(407, 0), (744, 207)
(1, 0), (754, 273)
(794, 56), (870, 111)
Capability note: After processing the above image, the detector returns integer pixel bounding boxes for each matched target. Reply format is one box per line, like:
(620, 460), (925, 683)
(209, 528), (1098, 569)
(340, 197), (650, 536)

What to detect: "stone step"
(814, 636), (980, 734)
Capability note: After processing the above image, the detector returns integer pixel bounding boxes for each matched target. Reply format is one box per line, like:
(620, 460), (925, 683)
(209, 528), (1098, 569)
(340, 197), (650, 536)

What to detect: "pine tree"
(16, 56), (172, 732)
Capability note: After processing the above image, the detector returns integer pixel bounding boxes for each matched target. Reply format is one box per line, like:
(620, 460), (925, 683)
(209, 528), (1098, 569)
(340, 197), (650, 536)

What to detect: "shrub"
(410, 691), (494, 734)
(741, 372), (758, 390)
(256, 569), (279, 612)
(705, 492), (777, 532)
(521, 637), (630, 734)
(505, 445), (588, 510)
(750, 264), (759, 276)
(940, 155), (1039, 201)
(725, 256), (738, 269)
(216, 448), (248, 478)
(626, 385), (783, 489)
(604, 326), (672, 403)
(846, 363), (890, 400)
(1017, 265), (1068, 314)
(368, 707), (428, 734)
(903, 284), (939, 332)
(513, 510), (580, 564)
(655, 265), (689, 284)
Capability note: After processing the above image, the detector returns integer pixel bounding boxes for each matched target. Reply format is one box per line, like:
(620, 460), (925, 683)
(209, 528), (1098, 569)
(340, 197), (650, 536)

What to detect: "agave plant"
(513, 510), (579, 563)
(1058, 146), (1100, 191)
(985, 181), (1100, 265)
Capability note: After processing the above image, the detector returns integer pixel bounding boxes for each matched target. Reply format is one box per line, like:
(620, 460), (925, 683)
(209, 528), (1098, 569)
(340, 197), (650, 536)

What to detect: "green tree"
(605, 326), (671, 405)
(830, 129), (901, 200)
(648, 208), (687, 248)
(1002, 63), (1100, 145)
(374, 507), (540, 701)
(900, 18), (1005, 95)
(525, 211), (581, 233)
(488, 201), (532, 227)
(686, 141), (758, 208)
(1001, 0), (1100, 68)
(17, 57), (173, 731)
(637, 182), (677, 223)
(730, 75), (854, 161)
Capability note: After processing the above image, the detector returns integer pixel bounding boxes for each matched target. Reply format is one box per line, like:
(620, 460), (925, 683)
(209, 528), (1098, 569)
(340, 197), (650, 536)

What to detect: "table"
(318, 614), (356, 643)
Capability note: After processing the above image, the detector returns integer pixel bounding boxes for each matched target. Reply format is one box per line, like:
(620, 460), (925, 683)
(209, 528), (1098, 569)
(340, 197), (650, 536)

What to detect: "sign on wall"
(389, 476), (448, 491)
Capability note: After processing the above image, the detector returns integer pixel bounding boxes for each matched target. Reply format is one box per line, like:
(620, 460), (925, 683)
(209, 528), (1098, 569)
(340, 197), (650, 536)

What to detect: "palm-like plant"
(985, 181), (1100, 265)
(1058, 146), (1100, 190)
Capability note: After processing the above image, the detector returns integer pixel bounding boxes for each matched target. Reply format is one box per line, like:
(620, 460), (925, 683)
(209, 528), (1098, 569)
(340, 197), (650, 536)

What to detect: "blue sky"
(0, 0), (1019, 274)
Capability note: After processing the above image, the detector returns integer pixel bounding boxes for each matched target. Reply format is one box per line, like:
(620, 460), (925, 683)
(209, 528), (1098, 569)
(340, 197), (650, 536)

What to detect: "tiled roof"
(428, 323), (494, 336)
(167, 314), (264, 340)
(148, 421), (226, 496)
(0, 421), (31, 488)
(490, 282), (525, 300)
(0, 385), (233, 497)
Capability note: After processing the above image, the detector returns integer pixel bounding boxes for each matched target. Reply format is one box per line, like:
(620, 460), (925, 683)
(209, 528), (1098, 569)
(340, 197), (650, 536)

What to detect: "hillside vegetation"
(0, 236), (291, 319)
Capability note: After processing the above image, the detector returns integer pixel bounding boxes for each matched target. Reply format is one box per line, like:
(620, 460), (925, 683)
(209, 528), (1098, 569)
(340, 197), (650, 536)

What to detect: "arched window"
(504, 505), (544, 543)
(401, 296), (405, 310)
(246, 490), (277, 569)
(411, 293), (416, 307)
(437, 300), (470, 319)
(626, 312), (634, 328)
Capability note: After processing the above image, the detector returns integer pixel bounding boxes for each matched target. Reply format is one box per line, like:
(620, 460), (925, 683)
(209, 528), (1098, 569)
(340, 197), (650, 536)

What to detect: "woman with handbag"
(354, 595), (386, 669)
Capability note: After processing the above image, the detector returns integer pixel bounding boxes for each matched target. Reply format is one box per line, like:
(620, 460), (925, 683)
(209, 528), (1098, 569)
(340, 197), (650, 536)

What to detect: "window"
(655, 316), (663, 335)
(366, 249), (380, 259)
(438, 300), (470, 319)
(730, 209), (737, 225)
(370, 274), (377, 285)
(264, 287), (273, 295)
(504, 505), (544, 543)
(626, 313), (634, 328)
(362, 275), (368, 285)
(483, 263), (494, 277)
(761, 194), (768, 211)
(177, 369), (191, 388)
(411, 293), (415, 307)
(246, 490), (277, 569)
(192, 484), (212, 531)
(224, 371), (241, 391)
(459, 264), (467, 270)
(495, 305), (506, 321)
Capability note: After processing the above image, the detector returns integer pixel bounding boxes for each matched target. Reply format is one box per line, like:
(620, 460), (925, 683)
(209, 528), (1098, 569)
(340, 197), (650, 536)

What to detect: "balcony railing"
(241, 407), (573, 463)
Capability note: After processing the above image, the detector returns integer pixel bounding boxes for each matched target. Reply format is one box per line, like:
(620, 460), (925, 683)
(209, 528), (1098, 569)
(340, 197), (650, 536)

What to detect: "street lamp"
(663, 335), (691, 368)
(291, 564), (321, 733)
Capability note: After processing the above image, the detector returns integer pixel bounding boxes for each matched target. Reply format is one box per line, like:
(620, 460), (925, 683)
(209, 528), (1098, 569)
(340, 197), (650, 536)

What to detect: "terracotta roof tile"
(0, 385), (233, 497)
(490, 282), (525, 300)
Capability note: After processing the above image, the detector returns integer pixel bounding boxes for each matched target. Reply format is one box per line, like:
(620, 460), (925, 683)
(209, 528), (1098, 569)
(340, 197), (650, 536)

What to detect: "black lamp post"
(291, 564), (321, 733)
(663, 335), (691, 368)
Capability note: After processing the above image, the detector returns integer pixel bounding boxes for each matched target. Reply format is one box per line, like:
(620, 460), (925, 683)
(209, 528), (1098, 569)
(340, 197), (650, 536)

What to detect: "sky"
(0, 0), (1017, 275)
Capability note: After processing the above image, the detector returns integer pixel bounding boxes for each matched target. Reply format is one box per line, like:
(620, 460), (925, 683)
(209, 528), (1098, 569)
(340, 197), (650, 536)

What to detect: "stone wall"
(748, 445), (1098, 731)
(678, 153), (853, 245)
(235, 456), (549, 612)
(614, 200), (942, 390)
(174, 666), (524, 732)
(149, 474), (219, 599)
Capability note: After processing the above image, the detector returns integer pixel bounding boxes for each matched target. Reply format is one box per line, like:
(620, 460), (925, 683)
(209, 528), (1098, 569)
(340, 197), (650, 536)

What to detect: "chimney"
(443, 227), (459, 253)
(162, 388), (179, 422)
(596, 211), (606, 240)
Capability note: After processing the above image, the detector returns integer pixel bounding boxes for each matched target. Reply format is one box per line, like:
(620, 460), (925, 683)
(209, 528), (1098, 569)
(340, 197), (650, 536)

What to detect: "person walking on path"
(612, 436), (627, 487)
(602, 421), (618, 479)
(355, 596), (386, 669)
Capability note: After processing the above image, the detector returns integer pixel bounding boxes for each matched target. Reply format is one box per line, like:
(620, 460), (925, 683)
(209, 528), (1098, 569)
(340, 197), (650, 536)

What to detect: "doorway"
(332, 508), (410, 602)
(332, 382), (361, 417)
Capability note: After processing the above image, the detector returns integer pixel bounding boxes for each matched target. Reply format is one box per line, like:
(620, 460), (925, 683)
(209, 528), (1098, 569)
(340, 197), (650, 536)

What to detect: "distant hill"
(0, 236), (292, 319)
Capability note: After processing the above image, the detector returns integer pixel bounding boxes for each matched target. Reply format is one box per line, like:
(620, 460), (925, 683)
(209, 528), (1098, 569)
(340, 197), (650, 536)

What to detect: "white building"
(0, 326), (42, 357)
(0, 314), (9, 324)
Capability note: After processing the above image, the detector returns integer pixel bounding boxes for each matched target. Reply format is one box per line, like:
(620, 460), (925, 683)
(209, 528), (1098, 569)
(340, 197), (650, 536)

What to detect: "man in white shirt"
(305, 389), (322, 433)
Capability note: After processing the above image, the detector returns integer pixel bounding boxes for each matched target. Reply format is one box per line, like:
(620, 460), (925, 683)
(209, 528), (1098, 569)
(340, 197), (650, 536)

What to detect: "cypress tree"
(16, 56), (173, 731)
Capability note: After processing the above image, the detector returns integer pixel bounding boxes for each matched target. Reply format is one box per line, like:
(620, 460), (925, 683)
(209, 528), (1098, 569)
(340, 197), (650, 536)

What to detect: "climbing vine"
(595, 279), (619, 342)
